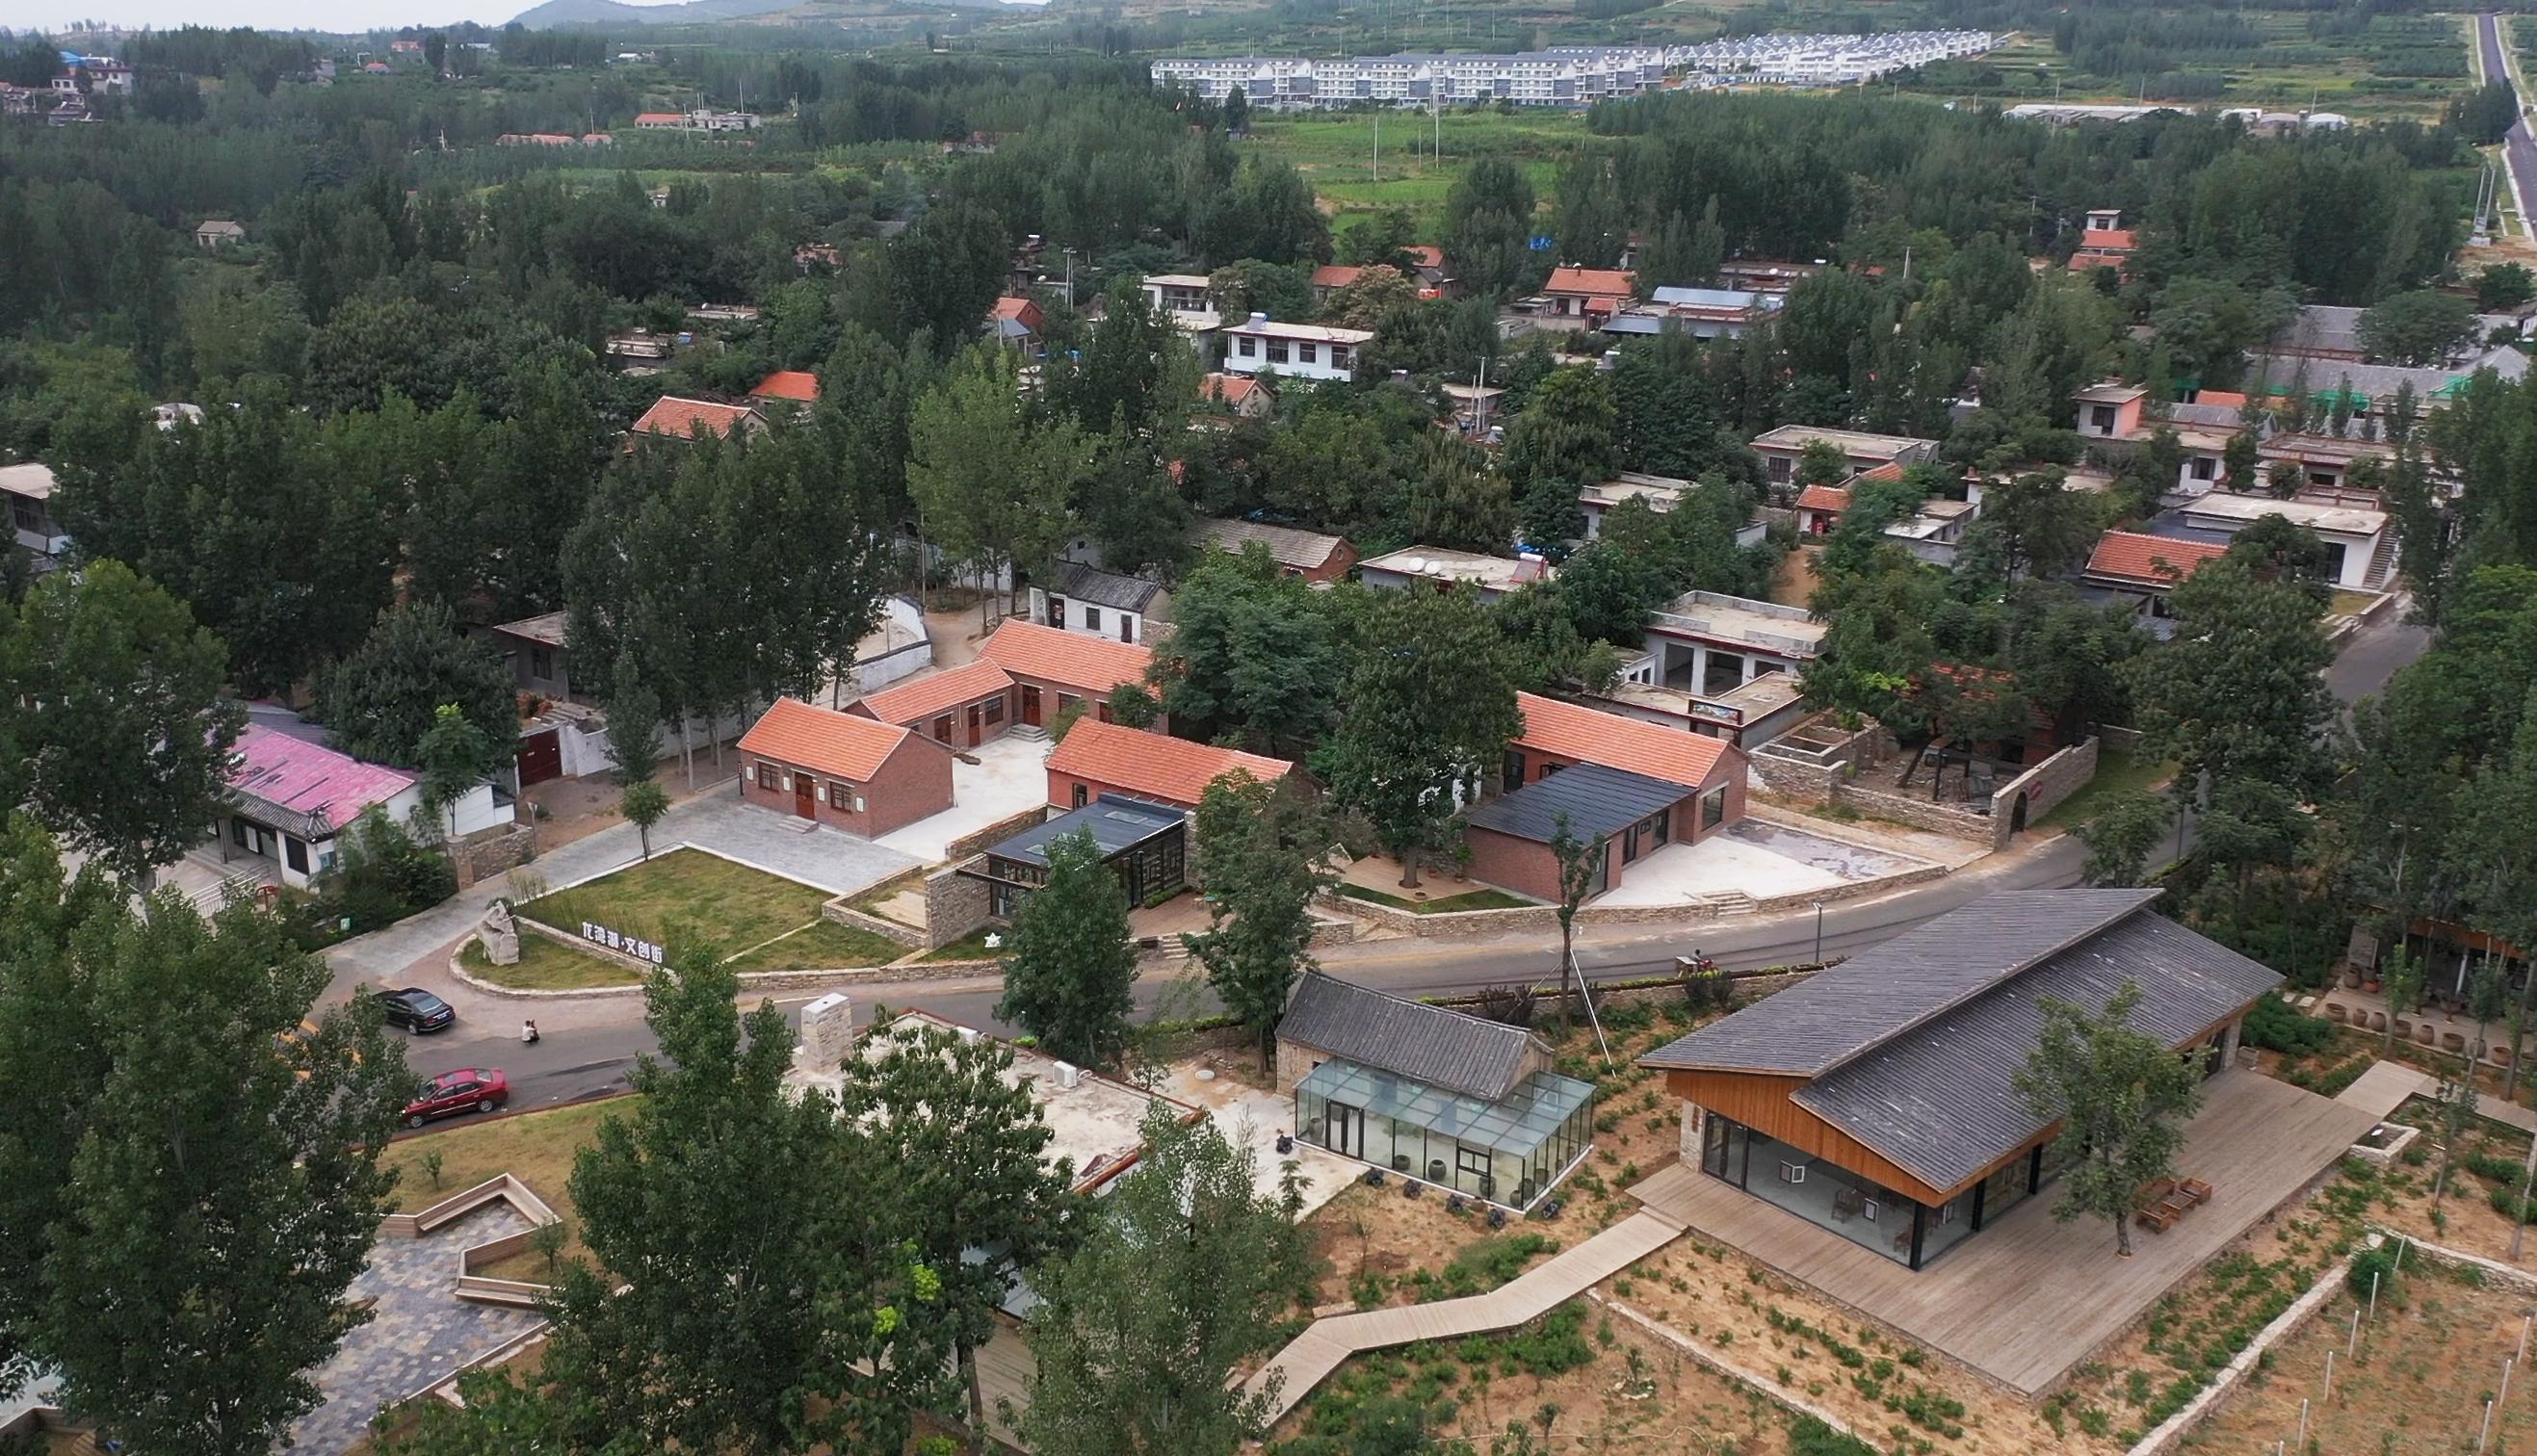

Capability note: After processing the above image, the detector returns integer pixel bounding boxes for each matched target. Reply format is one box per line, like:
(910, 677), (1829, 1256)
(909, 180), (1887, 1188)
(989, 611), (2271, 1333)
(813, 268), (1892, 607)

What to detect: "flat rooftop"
(1360, 546), (1549, 590)
(1646, 589), (1826, 657)
(2180, 490), (2387, 536)
(1748, 425), (1936, 457)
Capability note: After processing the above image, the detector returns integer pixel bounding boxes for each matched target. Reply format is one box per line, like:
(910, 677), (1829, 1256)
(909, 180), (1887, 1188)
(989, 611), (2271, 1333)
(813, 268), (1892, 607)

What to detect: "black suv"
(375, 987), (456, 1033)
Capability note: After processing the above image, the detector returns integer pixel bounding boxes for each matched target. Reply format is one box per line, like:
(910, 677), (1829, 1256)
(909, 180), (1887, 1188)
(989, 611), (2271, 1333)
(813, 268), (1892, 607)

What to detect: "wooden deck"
(1630, 1071), (2377, 1396)
(1242, 1208), (1686, 1423)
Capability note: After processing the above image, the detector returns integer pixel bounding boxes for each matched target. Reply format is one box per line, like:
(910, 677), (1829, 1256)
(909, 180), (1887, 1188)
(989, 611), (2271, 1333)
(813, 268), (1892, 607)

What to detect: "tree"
(414, 702), (500, 842)
(4, 561), (245, 884)
(453, 943), (949, 1455)
(1548, 812), (1609, 1035)
(1184, 772), (1334, 1068)
(2479, 263), (2536, 313)
(2220, 429), (2262, 496)
(2126, 557), (2334, 806)
(907, 346), (1088, 625)
(1321, 585), (1519, 888)
(1012, 1105), (1311, 1456)
(2430, 1053), (2480, 1212)
(996, 828), (1138, 1069)
(621, 779), (669, 860)
(0, 845), (409, 1455)
(2355, 289), (2477, 367)
(423, 31), (447, 72)
(2014, 981), (2205, 1259)
(833, 1015), (1071, 1435)
(321, 600), (518, 769)
(1501, 366), (1616, 554)
(1442, 157), (1539, 299)
(1221, 84), (1250, 135)
(2075, 790), (2172, 886)
(1144, 548), (1347, 755)
(604, 651), (663, 781)
(1967, 469), (2099, 585)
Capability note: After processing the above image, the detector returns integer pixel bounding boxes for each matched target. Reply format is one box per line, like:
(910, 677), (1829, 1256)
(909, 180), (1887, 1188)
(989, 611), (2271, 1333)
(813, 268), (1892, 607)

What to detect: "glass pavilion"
(1294, 1057), (1596, 1212)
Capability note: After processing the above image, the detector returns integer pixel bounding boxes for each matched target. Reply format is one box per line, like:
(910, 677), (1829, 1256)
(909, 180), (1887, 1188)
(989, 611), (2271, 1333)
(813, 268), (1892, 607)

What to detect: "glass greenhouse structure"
(1294, 1058), (1596, 1212)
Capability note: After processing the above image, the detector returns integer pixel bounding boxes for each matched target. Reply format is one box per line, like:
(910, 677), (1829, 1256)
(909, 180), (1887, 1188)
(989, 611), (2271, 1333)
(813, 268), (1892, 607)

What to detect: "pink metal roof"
(227, 725), (417, 833)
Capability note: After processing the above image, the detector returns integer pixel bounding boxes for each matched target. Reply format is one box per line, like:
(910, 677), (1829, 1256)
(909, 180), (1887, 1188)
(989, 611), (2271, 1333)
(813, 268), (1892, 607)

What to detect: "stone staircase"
(2363, 528), (2399, 591)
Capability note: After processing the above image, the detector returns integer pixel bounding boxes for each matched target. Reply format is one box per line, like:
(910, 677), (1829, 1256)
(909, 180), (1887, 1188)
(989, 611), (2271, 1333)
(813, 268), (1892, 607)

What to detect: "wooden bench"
(2181, 1177), (2213, 1207)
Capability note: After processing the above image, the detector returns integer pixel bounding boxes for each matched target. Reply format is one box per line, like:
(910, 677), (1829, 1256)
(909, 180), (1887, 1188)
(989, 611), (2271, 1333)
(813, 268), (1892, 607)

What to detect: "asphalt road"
(389, 827), (2096, 1117)
(2479, 13), (2537, 230)
(2325, 605), (2431, 707)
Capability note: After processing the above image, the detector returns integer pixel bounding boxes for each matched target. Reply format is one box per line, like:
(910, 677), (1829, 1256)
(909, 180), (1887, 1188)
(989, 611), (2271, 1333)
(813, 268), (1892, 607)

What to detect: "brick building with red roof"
(978, 619), (1162, 734)
(1045, 717), (1292, 811)
(737, 697), (953, 837)
(629, 396), (765, 443)
(1543, 266), (1636, 319)
(850, 658), (1018, 749)
(749, 370), (820, 403)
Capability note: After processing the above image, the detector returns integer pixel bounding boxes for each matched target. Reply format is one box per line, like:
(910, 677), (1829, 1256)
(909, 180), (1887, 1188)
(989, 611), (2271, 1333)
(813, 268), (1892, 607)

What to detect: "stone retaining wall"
(819, 897), (926, 948)
(1321, 860), (1947, 942)
(940, 803), (1055, 864)
(1988, 737), (2100, 846)
(454, 822), (538, 887)
(924, 856), (995, 949)
(1835, 781), (1996, 844)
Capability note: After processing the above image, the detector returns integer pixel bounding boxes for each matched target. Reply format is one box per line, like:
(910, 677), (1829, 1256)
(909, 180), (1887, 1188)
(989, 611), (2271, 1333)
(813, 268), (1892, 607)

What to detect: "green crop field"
(1243, 108), (1582, 234)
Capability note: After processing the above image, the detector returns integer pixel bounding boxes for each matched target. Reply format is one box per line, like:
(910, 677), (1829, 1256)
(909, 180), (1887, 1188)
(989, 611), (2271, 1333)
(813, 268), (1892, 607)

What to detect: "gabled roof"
(1311, 263), (1365, 290)
(1046, 718), (1291, 806)
(1512, 691), (1736, 790)
(1465, 762), (1687, 843)
(991, 296), (1040, 324)
(1198, 373), (1266, 406)
(1280, 971), (1544, 1102)
(749, 370), (820, 403)
(1055, 560), (1164, 613)
(1642, 890), (2164, 1078)
(633, 111), (684, 124)
(1794, 483), (1852, 513)
(1190, 516), (1350, 572)
(979, 619), (1152, 697)
(2083, 531), (2227, 588)
(739, 697), (919, 782)
(227, 725), (416, 834)
(1404, 246), (1446, 269)
(1546, 266), (1635, 297)
(1785, 904), (2281, 1193)
(853, 658), (1015, 727)
(0, 462), (58, 501)
(630, 396), (759, 440)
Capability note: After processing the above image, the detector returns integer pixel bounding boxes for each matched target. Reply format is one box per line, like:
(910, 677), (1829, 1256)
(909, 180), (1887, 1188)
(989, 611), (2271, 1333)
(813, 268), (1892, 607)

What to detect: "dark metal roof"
(1463, 764), (1687, 844)
(1792, 912), (2284, 1193)
(1279, 970), (1544, 1102)
(1056, 561), (1164, 613)
(1639, 890), (2163, 1077)
(987, 793), (1184, 868)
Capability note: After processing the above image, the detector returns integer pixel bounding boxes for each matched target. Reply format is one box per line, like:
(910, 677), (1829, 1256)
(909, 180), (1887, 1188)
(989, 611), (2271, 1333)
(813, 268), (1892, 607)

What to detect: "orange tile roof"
(750, 370), (820, 403)
(1547, 266), (1636, 297)
(1046, 718), (1291, 807)
(739, 697), (916, 782)
(1199, 373), (1262, 404)
(991, 296), (1037, 322)
(1311, 264), (1364, 290)
(1795, 483), (1853, 513)
(2084, 531), (2228, 587)
(634, 111), (683, 125)
(1512, 691), (1735, 790)
(980, 619), (1153, 697)
(1852, 460), (1907, 484)
(854, 658), (1014, 727)
(2195, 390), (2248, 409)
(2079, 227), (2136, 251)
(1404, 246), (1445, 269)
(631, 396), (758, 439)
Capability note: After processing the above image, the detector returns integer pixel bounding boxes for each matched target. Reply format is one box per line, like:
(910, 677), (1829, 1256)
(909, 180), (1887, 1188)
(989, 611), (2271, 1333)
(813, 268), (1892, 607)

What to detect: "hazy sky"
(10, 0), (629, 32)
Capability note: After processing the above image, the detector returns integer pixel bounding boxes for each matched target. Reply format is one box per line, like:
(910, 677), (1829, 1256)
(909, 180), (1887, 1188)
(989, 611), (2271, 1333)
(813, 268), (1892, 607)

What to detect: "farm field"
(1243, 108), (1581, 232)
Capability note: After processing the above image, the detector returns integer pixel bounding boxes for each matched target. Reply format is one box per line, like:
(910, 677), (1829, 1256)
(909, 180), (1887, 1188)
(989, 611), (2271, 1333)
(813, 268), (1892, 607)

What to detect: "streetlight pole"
(1814, 901), (1825, 966)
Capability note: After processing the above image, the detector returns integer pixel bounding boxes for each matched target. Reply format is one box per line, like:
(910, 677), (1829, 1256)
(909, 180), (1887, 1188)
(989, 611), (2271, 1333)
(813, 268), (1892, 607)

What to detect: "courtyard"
(1593, 817), (1932, 907)
(874, 732), (1052, 863)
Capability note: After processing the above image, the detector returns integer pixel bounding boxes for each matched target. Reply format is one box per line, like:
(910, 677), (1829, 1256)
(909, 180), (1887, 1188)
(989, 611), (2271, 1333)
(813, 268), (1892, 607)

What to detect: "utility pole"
(1373, 110), (1379, 183)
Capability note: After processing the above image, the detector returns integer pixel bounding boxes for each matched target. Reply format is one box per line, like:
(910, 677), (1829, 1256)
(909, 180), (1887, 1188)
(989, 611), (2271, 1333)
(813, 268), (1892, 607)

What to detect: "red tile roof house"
(629, 396), (766, 444)
(2079, 532), (2228, 614)
(1542, 267), (1636, 320)
(1793, 482), (1851, 536)
(979, 618), (1163, 735)
(749, 370), (820, 405)
(2068, 208), (2137, 277)
(1309, 264), (1365, 303)
(221, 725), (429, 890)
(1045, 717), (1293, 811)
(1198, 372), (1273, 419)
(1461, 692), (1748, 903)
(989, 296), (1045, 352)
(1189, 517), (1356, 584)
(850, 657), (1020, 750)
(737, 697), (954, 838)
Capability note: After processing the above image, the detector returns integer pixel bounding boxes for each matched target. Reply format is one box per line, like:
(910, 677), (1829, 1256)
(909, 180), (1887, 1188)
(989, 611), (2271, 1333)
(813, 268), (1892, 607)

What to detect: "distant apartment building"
(1150, 48), (1671, 109)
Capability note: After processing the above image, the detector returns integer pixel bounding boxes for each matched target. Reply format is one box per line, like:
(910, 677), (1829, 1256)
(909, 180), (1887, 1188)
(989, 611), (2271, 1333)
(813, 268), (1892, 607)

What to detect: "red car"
(404, 1068), (510, 1129)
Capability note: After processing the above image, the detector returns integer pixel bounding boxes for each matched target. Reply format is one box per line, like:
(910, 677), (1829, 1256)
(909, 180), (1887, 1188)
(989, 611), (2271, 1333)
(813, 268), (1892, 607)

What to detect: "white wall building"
(1221, 315), (1373, 383)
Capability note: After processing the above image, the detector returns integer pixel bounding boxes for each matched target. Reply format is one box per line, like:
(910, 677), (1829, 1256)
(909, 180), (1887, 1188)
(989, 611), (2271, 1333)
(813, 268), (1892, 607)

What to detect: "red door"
(515, 729), (562, 787)
(793, 771), (817, 819)
(965, 703), (983, 747)
(1020, 686), (1041, 727)
(932, 714), (954, 743)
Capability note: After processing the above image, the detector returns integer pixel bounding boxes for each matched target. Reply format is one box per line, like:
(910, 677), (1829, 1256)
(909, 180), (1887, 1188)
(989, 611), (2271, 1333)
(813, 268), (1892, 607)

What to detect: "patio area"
(1595, 819), (1933, 908)
(1629, 1070), (2378, 1395)
(874, 733), (1051, 863)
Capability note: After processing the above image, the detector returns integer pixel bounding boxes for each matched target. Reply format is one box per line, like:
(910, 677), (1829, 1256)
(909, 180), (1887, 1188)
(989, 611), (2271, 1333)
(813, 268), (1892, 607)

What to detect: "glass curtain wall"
(1699, 1110), (2050, 1271)
(1295, 1060), (1595, 1211)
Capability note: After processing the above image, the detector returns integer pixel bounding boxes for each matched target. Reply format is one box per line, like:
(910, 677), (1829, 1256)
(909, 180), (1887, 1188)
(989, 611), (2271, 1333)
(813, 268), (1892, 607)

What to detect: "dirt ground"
(2187, 1259), (2537, 1453)
(1304, 1180), (1522, 1308)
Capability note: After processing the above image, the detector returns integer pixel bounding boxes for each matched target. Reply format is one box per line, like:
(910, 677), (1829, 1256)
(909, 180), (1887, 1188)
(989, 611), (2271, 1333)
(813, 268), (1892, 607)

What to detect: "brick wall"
(1461, 825), (1570, 901)
(737, 741), (953, 839)
(923, 857), (995, 949)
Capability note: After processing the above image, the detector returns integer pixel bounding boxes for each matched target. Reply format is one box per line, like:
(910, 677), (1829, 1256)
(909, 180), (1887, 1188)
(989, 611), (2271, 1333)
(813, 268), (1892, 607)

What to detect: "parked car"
(404, 1068), (509, 1128)
(376, 986), (456, 1033)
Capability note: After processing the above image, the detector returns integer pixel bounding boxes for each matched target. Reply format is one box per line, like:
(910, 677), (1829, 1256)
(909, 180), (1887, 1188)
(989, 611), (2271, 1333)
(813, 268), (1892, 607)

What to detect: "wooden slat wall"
(1665, 1069), (2050, 1206)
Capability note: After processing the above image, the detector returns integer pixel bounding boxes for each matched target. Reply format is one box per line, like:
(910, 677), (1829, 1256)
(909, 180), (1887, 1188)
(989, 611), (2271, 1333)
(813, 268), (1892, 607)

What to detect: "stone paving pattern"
(290, 1205), (543, 1454)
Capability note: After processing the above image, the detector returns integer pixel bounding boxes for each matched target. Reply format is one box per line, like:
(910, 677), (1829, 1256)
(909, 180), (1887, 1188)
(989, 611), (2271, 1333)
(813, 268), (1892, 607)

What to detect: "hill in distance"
(508, 0), (805, 28)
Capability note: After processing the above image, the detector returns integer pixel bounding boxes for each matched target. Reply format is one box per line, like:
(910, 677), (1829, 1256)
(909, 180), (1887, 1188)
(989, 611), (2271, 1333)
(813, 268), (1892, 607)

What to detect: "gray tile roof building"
(1280, 971), (1544, 1101)
(1463, 763), (1686, 843)
(1190, 516), (1352, 573)
(989, 793), (1184, 867)
(1641, 890), (2282, 1193)
(1055, 561), (1164, 613)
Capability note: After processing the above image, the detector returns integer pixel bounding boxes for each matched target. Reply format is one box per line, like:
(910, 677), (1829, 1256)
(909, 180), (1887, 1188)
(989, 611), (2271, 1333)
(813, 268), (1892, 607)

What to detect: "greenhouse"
(1295, 1058), (1596, 1211)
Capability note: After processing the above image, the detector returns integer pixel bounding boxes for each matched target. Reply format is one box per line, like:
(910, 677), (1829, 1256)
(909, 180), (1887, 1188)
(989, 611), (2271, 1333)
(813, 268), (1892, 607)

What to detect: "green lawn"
(2038, 748), (2177, 831)
(724, 919), (908, 974)
(1242, 110), (1577, 233)
(519, 848), (831, 958)
(386, 1096), (635, 1282)
(459, 934), (641, 992)
(1338, 883), (1537, 914)
(923, 925), (1009, 962)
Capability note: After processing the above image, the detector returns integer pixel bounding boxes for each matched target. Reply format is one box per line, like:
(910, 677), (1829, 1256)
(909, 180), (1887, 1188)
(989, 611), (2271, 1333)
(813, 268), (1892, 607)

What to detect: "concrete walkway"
(2334, 1059), (2537, 1137)
(1241, 1207), (1684, 1422)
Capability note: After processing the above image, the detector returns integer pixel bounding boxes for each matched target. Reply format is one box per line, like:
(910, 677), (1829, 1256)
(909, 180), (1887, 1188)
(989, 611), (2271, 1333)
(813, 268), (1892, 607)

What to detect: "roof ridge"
(1812, 889), (2159, 1078)
(1286, 968), (1532, 1042)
